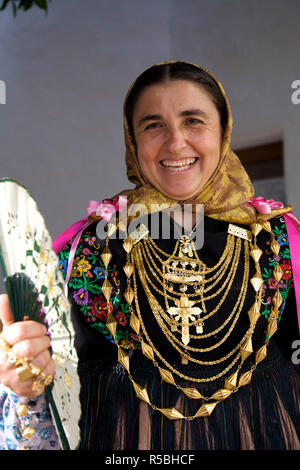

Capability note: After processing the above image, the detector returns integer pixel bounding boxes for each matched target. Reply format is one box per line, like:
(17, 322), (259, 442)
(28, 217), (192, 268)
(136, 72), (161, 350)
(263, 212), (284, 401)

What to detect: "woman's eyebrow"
(136, 109), (209, 129)
(179, 109), (209, 119)
(136, 114), (162, 128)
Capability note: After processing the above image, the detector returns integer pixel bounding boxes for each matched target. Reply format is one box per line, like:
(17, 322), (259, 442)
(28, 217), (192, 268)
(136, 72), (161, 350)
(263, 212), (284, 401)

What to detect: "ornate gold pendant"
(167, 295), (202, 345)
(163, 258), (203, 284)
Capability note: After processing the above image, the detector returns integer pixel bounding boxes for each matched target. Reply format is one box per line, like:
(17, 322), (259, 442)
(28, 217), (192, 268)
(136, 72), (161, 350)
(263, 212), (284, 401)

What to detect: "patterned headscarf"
(117, 61), (291, 225)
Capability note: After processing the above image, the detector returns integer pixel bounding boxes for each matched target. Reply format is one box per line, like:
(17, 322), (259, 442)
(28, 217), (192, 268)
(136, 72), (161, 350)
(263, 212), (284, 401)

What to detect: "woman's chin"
(154, 167), (206, 200)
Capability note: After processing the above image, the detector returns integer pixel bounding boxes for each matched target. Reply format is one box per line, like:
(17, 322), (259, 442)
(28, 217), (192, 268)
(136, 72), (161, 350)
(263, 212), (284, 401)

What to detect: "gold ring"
(0, 335), (33, 369)
(32, 372), (53, 393)
(16, 363), (37, 381)
(0, 334), (11, 353)
(16, 361), (43, 382)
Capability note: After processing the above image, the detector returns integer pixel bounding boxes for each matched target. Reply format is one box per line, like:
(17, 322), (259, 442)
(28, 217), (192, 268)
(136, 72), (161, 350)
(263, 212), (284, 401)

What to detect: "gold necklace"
(132, 237), (245, 349)
(138, 236), (240, 325)
(135, 241), (250, 357)
(100, 217), (284, 420)
(132, 230), (243, 343)
(131, 232), (252, 367)
(142, 235), (235, 296)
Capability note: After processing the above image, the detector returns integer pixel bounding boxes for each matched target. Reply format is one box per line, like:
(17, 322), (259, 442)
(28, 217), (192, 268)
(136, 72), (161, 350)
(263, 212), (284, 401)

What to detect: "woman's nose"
(165, 126), (187, 154)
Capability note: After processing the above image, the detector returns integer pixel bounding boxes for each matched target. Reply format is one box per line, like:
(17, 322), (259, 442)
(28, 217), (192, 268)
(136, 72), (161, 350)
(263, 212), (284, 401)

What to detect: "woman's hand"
(0, 293), (55, 398)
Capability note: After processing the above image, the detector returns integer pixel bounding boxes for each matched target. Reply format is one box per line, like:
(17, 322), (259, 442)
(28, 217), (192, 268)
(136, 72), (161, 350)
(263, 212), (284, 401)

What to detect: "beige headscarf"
(117, 61), (291, 225)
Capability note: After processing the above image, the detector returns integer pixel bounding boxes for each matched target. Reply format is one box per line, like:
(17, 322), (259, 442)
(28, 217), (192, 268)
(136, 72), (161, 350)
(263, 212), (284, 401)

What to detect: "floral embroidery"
(93, 266), (106, 279)
(58, 259), (68, 276)
(71, 255), (92, 278)
(115, 310), (128, 327)
(90, 295), (110, 322)
(261, 217), (293, 322)
(280, 259), (292, 282)
(58, 227), (140, 349)
(73, 288), (90, 306)
(85, 236), (97, 246)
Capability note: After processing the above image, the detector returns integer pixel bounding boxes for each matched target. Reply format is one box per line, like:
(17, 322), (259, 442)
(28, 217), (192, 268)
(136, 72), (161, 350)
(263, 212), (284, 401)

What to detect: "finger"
(31, 352), (56, 378)
(0, 294), (14, 329)
(2, 320), (48, 346)
(12, 335), (51, 360)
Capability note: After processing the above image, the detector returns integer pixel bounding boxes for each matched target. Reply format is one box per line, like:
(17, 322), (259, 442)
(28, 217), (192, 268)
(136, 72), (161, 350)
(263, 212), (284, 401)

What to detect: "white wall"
(0, 0), (299, 243)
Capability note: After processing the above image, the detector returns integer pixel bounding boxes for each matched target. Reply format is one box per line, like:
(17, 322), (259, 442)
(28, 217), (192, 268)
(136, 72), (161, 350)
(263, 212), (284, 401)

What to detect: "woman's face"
(132, 79), (222, 200)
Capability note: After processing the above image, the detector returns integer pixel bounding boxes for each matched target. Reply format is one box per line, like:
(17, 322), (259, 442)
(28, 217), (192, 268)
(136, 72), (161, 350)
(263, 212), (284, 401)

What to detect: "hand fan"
(0, 178), (81, 450)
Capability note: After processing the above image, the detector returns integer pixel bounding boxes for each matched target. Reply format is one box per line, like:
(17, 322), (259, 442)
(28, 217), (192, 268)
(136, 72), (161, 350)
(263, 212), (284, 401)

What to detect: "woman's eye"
(145, 122), (161, 130)
(186, 118), (202, 125)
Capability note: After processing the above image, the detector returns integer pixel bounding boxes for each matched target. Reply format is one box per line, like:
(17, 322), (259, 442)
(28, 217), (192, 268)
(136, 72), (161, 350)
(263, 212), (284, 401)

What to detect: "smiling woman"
(0, 61), (299, 451)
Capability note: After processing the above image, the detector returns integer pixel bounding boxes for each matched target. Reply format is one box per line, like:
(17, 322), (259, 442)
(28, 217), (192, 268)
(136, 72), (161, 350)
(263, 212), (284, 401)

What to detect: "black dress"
(58, 213), (300, 450)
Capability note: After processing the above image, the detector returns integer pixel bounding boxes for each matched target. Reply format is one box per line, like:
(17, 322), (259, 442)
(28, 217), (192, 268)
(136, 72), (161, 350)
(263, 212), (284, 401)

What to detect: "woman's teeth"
(161, 158), (197, 171)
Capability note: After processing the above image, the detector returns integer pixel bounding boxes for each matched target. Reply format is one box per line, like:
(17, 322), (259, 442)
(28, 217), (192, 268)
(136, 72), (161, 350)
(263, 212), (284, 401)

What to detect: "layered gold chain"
(100, 217), (284, 420)
(135, 235), (242, 335)
(132, 237), (248, 355)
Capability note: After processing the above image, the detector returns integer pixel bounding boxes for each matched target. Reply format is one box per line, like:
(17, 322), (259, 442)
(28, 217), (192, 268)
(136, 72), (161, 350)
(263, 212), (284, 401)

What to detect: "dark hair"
(125, 61), (228, 139)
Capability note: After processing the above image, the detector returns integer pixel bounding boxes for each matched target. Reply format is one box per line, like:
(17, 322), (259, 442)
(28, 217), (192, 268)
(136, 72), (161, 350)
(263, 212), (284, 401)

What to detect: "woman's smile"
(160, 157), (198, 171)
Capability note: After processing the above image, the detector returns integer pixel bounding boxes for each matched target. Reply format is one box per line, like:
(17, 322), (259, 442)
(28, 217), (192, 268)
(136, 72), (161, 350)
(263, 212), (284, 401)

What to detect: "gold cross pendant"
(167, 295), (202, 345)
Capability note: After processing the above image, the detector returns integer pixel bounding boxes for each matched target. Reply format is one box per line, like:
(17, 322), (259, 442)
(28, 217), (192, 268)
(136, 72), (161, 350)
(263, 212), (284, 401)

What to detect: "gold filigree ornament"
(32, 371), (53, 393)
(99, 218), (284, 420)
(101, 237), (114, 304)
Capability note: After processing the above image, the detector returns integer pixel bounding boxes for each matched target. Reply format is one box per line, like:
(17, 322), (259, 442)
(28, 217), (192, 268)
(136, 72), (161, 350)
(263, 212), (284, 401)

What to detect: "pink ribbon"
(246, 197), (300, 331)
(52, 196), (127, 295)
(246, 196), (284, 214)
(284, 212), (300, 334)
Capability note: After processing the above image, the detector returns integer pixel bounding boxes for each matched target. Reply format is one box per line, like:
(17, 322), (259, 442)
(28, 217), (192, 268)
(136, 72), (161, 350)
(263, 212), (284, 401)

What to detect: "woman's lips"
(160, 157), (198, 172)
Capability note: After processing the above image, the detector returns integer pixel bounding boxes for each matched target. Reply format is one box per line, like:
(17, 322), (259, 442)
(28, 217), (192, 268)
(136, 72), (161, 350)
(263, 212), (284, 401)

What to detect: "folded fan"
(0, 178), (81, 450)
